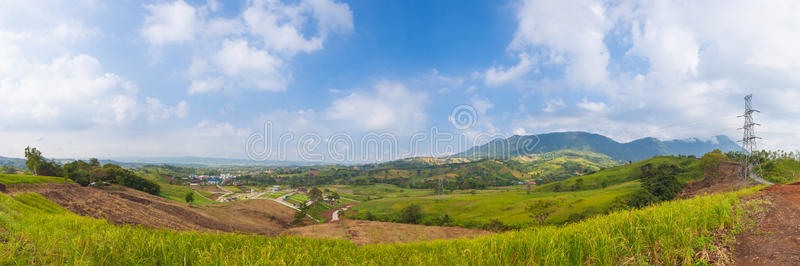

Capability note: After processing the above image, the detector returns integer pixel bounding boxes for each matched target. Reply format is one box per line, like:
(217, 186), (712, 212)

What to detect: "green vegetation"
(63, 160), (160, 195)
(0, 186), (764, 264)
(350, 181), (641, 228)
(0, 173), (72, 185)
(138, 172), (215, 204)
(507, 150), (619, 181)
(348, 155), (707, 228)
(24, 146), (61, 177)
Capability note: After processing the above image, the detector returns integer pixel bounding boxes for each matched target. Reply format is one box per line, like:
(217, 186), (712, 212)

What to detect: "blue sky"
(1, 0), (800, 161)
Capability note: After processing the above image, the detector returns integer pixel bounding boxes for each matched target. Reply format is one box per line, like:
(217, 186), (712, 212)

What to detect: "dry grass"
(283, 220), (488, 245)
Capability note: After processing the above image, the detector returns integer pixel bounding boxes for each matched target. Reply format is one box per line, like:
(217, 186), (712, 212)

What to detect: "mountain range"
(452, 131), (741, 162)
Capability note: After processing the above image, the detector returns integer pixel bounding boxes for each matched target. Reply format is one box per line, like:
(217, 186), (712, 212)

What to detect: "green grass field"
(0, 186), (764, 265)
(350, 181), (641, 226)
(535, 156), (701, 193)
(0, 173), (72, 185)
(326, 184), (434, 201)
(138, 173), (216, 205)
(347, 156), (704, 227)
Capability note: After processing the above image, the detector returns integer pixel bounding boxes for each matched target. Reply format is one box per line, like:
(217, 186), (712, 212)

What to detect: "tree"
(185, 192), (194, 203)
(701, 149), (727, 178)
(526, 200), (555, 225)
(24, 146), (43, 176)
(308, 187), (323, 202)
(24, 146), (61, 177)
(329, 191), (340, 203)
(400, 204), (422, 224)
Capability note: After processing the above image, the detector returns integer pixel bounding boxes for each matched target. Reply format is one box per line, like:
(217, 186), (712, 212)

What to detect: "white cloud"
(188, 77), (225, 94)
(502, 0), (611, 87)
(213, 39), (286, 91)
(542, 99), (565, 113)
(484, 53), (535, 87)
(141, 0), (197, 45)
(327, 81), (428, 134)
(142, 0), (354, 94)
(146, 98), (189, 121)
(576, 98), (606, 113)
(470, 95), (494, 115)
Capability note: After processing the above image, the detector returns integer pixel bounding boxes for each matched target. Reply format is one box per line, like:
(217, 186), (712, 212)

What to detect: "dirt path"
(734, 183), (800, 265)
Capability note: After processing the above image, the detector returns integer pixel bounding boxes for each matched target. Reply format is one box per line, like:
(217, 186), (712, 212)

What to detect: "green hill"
(506, 150), (620, 181)
(535, 156), (703, 193)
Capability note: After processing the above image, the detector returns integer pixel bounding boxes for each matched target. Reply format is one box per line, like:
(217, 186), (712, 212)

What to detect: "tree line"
(23, 146), (160, 195)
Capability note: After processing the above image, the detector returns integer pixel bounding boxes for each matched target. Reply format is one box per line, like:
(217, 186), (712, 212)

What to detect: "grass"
(139, 173), (216, 205)
(762, 158), (800, 184)
(327, 184), (433, 201)
(351, 181), (641, 226)
(0, 173), (72, 185)
(535, 156), (702, 192)
(0, 186), (764, 265)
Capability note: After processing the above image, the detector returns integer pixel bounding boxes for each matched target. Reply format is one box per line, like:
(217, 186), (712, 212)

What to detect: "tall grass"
(0, 186), (762, 265)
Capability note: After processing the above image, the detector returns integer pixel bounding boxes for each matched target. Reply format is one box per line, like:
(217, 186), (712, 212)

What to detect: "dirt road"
(734, 183), (800, 265)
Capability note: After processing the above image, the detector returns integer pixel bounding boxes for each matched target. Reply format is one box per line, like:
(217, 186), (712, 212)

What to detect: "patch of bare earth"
(6, 183), (294, 235)
(681, 161), (756, 198)
(733, 183), (800, 265)
(282, 219), (489, 245)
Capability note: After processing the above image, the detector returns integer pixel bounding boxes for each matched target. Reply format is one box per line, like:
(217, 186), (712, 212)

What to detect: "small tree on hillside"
(309, 187), (323, 202)
(185, 192), (194, 203)
(701, 149), (727, 178)
(526, 200), (555, 225)
(400, 204), (422, 224)
(329, 191), (340, 204)
(24, 146), (43, 176)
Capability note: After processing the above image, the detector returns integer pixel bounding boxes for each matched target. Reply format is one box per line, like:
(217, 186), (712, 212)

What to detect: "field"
(349, 182), (640, 226)
(0, 173), (72, 185)
(345, 156), (704, 227)
(139, 173), (216, 204)
(0, 186), (764, 264)
(534, 156), (701, 192)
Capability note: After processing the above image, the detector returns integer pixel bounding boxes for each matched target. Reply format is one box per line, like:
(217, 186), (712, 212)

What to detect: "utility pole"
(737, 94), (761, 180)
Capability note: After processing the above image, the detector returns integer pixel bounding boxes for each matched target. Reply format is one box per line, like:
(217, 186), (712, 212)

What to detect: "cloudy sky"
(1, 0), (799, 161)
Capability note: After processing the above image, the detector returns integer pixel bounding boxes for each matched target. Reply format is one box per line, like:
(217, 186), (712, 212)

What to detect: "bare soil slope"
(734, 183), (800, 265)
(283, 219), (488, 245)
(682, 161), (753, 198)
(7, 183), (294, 235)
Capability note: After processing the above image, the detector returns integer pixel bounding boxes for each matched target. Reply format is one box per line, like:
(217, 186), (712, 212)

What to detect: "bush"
(400, 204), (422, 224)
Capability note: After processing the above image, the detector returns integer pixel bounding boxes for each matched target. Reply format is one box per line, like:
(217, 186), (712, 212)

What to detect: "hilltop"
(453, 131), (740, 162)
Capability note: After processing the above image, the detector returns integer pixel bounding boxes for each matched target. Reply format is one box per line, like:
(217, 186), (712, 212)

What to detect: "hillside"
(534, 156), (703, 193)
(454, 131), (740, 162)
(0, 183), (765, 264)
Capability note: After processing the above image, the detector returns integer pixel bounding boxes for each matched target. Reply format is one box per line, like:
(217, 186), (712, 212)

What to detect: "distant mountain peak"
(453, 131), (741, 162)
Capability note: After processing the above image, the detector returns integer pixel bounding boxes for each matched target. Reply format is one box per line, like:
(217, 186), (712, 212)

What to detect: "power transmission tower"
(437, 176), (443, 200)
(737, 94), (761, 180)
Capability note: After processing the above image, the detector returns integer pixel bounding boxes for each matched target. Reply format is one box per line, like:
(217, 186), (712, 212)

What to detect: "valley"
(1, 133), (799, 264)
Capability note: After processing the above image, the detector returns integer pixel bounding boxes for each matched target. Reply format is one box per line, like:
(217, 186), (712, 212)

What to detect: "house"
(207, 178), (220, 185)
(527, 181), (537, 185)
(271, 185), (280, 192)
(308, 170), (320, 177)
(296, 187), (308, 194)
